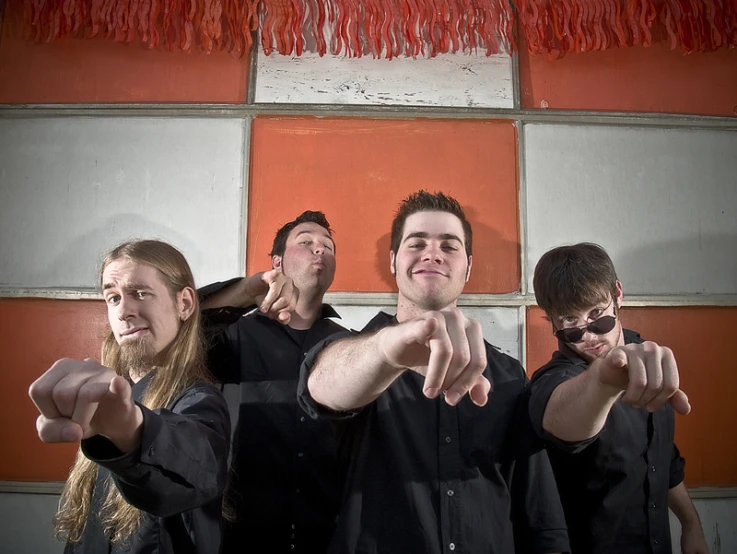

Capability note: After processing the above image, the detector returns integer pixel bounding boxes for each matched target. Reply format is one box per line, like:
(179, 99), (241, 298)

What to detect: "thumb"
(108, 375), (132, 404)
(402, 317), (439, 346)
(606, 348), (629, 370)
(670, 390), (691, 415)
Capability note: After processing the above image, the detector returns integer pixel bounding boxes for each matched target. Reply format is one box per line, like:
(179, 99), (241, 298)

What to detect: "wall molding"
(2, 289), (737, 308)
(1, 105), (736, 130)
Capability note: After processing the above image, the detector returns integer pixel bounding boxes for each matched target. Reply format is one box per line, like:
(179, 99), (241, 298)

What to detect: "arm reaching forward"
(308, 308), (491, 412)
(201, 269), (298, 324)
(541, 341), (691, 442)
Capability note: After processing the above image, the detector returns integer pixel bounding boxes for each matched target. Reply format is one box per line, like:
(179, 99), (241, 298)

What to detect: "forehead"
(401, 211), (465, 243)
(287, 222), (333, 242)
(555, 295), (613, 319)
(102, 259), (165, 289)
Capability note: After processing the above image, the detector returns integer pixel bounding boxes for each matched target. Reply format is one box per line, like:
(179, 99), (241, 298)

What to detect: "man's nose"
(421, 245), (443, 263)
(117, 296), (136, 320)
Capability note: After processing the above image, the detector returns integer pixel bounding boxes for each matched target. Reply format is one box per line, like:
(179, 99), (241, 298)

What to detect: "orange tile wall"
(0, 299), (109, 481)
(0, 2), (249, 103)
(248, 117), (520, 293)
(519, 40), (737, 116)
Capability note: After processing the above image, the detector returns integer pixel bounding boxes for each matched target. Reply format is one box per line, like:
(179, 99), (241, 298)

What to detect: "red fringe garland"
(518, 0), (737, 57)
(8, 0), (737, 57)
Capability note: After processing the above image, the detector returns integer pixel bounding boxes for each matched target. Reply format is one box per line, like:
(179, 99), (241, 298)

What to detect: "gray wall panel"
(524, 125), (737, 295)
(0, 118), (246, 290)
(0, 492), (64, 553)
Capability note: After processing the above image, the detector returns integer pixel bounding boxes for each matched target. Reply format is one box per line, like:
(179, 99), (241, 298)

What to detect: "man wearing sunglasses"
(529, 243), (708, 554)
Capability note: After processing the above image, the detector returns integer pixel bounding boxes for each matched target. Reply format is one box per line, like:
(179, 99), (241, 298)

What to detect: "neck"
(396, 294), (457, 323)
(129, 366), (153, 383)
(288, 290), (326, 330)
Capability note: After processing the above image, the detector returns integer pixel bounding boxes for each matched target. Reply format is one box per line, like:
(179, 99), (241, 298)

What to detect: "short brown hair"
(533, 243), (619, 318)
(390, 191), (472, 258)
(269, 211), (333, 257)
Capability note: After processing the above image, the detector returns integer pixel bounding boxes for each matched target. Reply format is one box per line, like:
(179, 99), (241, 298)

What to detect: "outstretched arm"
(308, 308), (491, 412)
(201, 269), (298, 324)
(540, 342), (691, 442)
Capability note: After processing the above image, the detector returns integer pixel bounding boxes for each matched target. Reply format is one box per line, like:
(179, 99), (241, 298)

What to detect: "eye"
(442, 244), (459, 252)
(590, 308), (604, 318)
(562, 316), (577, 325)
(408, 242), (424, 249)
(300, 240), (312, 246)
(136, 291), (150, 299)
(105, 294), (120, 305)
(324, 243), (334, 252)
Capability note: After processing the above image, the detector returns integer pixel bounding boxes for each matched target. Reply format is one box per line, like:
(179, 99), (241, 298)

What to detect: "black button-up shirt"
(66, 372), (230, 554)
(202, 280), (346, 554)
(298, 311), (570, 554)
(529, 329), (685, 554)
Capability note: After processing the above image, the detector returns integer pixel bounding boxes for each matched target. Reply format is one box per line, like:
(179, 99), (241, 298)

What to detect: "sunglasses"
(554, 313), (618, 344)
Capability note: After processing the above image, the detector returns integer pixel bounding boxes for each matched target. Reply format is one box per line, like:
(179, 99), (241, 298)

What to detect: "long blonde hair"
(54, 240), (211, 544)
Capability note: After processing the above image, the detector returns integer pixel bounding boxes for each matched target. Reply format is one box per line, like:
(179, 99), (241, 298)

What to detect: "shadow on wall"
(374, 209), (519, 294)
(30, 213), (202, 290)
(613, 234), (737, 295)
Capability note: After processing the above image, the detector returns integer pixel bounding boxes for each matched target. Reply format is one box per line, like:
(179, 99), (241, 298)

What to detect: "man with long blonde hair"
(28, 239), (231, 554)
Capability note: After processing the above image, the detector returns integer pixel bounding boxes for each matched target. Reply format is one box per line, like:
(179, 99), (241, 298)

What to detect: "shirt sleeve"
(510, 445), (570, 553)
(81, 384), (231, 518)
(202, 316), (248, 384)
(297, 330), (362, 420)
(529, 362), (599, 454)
(505, 388), (570, 553)
(669, 442), (686, 489)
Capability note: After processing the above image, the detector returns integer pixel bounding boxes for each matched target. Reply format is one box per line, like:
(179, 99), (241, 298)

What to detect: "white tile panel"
(255, 51), (513, 108)
(524, 125), (737, 295)
(334, 305), (520, 360)
(0, 118), (246, 290)
(670, 497), (737, 554)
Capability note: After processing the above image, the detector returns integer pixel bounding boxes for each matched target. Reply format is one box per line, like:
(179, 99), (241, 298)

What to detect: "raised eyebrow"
(402, 232), (429, 243)
(439, 233), (463, 243)
(295, 230), (335, 245)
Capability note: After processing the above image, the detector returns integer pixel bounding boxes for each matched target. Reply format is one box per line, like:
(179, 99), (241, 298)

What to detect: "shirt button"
(148, 446), (155, 456)
(651, 502), (656, 508)
(449, 543), (456, 551)
(651, 466), (657, 472)
(300, 416), (306, 422)
(296, 488), (300, 494)
(447, 490), (454, 497)
(653, 539), (659, 545)
(298, 452), (304, 458)
(292, 524), (295, 530)
(290, 545), (295, 549)
(445, 436), (451, 443)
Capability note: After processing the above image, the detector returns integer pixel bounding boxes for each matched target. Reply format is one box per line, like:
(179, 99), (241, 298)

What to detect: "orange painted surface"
(0, 3), (249, 103)
(526, 305), (737, 487)
(0, 298), (109, 481)
(519, 39), (737, 117)
(248, 117), (520, 293)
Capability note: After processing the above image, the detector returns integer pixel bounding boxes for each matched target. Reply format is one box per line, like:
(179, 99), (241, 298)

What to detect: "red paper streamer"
(9, 0), (737, 57)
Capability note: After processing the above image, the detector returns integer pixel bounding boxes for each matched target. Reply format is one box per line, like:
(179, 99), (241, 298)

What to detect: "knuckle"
(51, 385), (75, 407)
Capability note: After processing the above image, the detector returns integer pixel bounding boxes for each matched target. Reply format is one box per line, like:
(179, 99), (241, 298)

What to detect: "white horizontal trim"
(0, 481), (64, 495)
(1, 105), (736, 130)
(2, 289), (737, 307)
